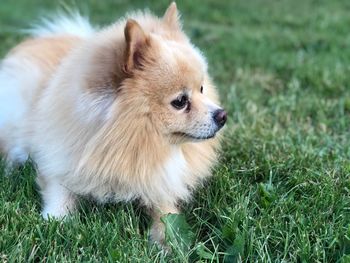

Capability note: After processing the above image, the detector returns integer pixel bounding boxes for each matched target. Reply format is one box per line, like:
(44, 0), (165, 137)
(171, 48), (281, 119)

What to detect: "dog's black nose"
(213, 109), (227, 127)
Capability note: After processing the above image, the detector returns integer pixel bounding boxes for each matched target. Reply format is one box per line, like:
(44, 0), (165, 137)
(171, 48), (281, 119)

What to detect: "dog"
(0, 2), (226, 245)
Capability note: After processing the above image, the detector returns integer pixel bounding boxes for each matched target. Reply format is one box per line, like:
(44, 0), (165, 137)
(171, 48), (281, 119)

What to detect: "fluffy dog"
(0, 3), (226, 244)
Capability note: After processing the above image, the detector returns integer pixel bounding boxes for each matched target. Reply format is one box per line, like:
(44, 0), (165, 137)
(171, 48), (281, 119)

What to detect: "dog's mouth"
(172, 132), (216, 141)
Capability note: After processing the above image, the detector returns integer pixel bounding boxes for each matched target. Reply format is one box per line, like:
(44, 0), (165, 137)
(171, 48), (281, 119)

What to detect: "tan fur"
(0, 3), (226, 245)
(3, 37), (78, 123)
(9, 36), (81, 70)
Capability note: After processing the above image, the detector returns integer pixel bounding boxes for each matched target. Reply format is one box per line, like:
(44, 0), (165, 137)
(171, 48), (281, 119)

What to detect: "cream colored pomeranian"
(0, 3), (226, 244)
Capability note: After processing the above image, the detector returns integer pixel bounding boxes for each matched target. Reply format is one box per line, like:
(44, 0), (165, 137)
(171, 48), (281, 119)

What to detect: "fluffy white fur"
(27, 12), (94, 38)
(0, 57), (43, 165)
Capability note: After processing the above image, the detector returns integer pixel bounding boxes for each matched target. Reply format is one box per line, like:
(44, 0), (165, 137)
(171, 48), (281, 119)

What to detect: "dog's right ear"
(124, 19), (149, 74)
(163, 2), (181, 30)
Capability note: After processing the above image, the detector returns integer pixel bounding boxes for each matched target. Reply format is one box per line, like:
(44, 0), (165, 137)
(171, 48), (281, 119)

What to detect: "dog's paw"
(149, 221), (172, 253)
(41, 203), (73, 220)
(41, 209), (67, 220)
(149, 220), (165, 243)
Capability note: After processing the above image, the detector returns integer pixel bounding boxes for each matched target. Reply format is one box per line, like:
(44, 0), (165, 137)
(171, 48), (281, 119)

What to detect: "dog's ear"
(163, 2), (181, 30)
(124, 19), (149, 74)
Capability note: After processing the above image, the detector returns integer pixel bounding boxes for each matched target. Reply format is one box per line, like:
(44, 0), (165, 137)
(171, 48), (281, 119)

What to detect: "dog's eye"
(171, 95), (188, 110)
(200, 86), (203, 94)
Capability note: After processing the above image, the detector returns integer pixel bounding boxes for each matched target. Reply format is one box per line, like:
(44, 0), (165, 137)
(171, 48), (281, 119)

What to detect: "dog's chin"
(171, 132), (216, 143)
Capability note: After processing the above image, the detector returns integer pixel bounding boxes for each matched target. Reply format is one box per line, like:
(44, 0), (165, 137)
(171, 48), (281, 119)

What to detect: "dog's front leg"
(149, 204), (179, 246)
(37, 175), (76, 219)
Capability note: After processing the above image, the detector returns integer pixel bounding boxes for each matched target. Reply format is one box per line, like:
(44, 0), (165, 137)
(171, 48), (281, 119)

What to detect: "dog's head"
(120, 3), (226, 143)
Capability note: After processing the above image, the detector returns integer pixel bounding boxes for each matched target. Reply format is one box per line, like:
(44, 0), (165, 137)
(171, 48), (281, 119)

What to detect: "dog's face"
(150, 42), (226, 142)
(122, 4), (226, 143)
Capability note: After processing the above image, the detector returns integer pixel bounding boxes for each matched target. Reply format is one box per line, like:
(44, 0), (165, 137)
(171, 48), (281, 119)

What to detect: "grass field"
(1, 0), (350, 262)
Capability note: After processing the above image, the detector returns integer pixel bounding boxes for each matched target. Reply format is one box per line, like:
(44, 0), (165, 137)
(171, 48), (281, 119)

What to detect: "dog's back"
(0, 14), (91, 164)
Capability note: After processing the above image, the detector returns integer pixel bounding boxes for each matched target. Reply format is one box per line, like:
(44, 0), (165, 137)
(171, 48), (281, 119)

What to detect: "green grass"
(1, 0), (350, 262)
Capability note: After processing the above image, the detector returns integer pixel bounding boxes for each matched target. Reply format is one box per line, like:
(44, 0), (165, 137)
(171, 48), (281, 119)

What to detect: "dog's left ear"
(163, 2), (181, 30)
(124, 19), (149, 74)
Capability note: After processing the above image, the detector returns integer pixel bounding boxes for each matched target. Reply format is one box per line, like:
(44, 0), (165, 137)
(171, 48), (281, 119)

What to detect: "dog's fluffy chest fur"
(66, 147), (190, 205)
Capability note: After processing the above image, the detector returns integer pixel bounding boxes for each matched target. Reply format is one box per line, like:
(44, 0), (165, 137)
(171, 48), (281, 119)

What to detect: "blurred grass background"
(1, 0), (350, 262)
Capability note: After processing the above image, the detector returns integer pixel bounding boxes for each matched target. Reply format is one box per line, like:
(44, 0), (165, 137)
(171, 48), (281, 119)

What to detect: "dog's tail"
(26, 12), (95, 38)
